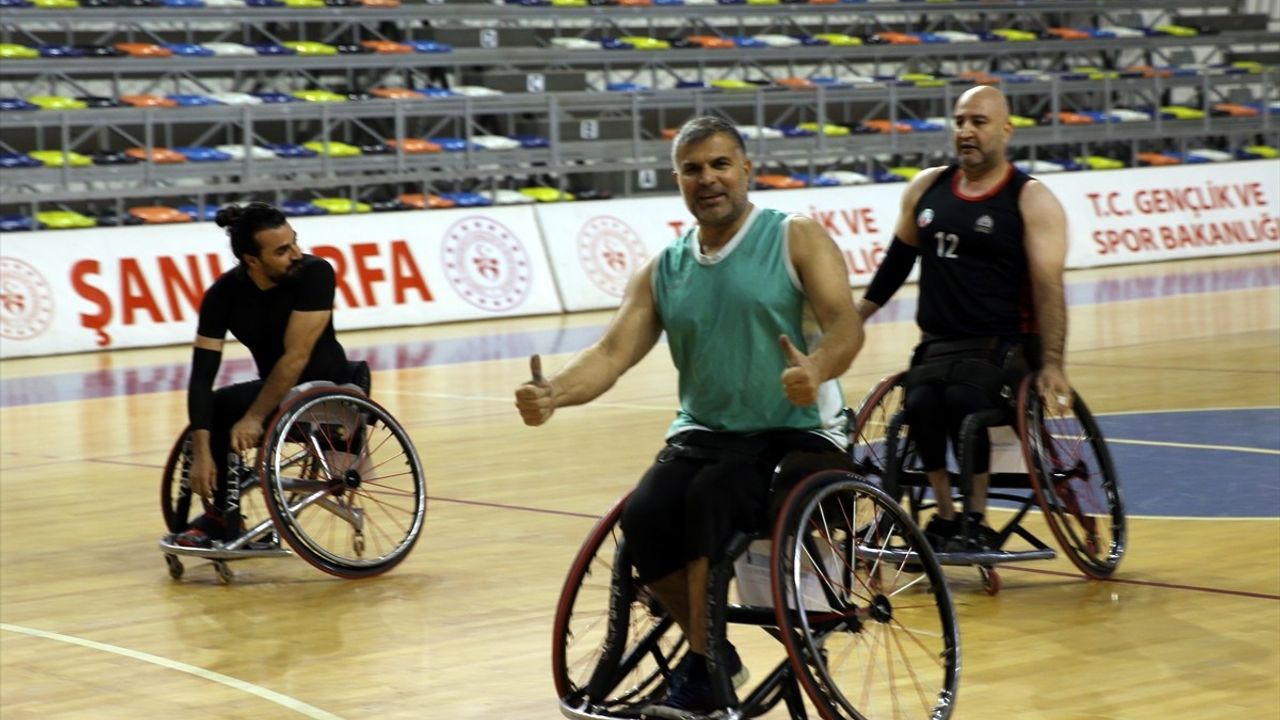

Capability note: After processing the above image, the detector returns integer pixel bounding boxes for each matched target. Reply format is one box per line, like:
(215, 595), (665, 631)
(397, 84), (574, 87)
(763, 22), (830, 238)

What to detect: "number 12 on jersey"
(935, 231), (960, 258)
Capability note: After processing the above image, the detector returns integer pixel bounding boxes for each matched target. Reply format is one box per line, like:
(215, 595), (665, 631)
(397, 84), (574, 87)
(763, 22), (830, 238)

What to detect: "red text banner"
(1045, 160), (1280, 267)
(0, 208), (561, 359)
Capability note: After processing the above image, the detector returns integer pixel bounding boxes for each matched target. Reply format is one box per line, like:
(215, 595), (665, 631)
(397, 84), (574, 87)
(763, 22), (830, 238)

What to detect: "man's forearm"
(547, 345), (627, 409)
(808, 313), (865, 381)
(246, 354), (309, 420)
(1036, 281), (1068, 368)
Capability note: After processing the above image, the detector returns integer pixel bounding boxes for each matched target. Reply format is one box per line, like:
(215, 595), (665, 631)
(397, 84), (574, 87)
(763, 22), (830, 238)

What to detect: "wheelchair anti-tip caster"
(214, 560), (233, 585)
(165, 554), (184, 580)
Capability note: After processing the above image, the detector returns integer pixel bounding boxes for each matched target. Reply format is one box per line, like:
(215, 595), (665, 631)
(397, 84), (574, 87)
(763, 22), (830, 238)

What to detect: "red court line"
(13, 453), (1277, 602)
(428, 495), (601, 520)
(1002, 565), (1280, 601)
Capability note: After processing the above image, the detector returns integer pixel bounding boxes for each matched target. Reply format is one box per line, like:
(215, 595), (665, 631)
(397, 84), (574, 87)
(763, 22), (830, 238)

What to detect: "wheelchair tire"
(849, 372), (908, 483)
(259, 387), (426, 579)
(1018, 376), (1126, 579)
(161, 426), (269, 539)
(770, 470), (960, 720)
(551, 493), (686, 716)
(850, 372), (931, 515)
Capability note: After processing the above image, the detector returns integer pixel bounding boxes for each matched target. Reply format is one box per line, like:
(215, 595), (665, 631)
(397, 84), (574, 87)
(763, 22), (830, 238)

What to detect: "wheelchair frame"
(852, 370), (1126, 594)
(553, 470), (960, 720)
(159, 382), (427, 583)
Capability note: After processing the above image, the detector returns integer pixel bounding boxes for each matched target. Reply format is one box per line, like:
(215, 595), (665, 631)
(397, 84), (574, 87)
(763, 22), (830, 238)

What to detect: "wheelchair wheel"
(259, 387), (426, 579)
(849, 373), (917, 500)
(771, 471), (960, 720)
(552, 493), (686, 716)
(1018, 377), (1126, 579)
(161, 426), (271, 541)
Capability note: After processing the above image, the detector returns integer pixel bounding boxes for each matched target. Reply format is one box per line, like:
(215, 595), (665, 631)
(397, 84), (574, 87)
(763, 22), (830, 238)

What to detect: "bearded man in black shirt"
(172, 202), (354, 547)
(856, 86), (1072, 551)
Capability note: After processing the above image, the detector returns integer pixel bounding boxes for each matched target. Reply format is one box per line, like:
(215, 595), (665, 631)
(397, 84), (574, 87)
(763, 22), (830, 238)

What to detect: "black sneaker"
(922, 514), (959, 552)
(644, 645), (748, 719)
(949, 514), (1002, 552)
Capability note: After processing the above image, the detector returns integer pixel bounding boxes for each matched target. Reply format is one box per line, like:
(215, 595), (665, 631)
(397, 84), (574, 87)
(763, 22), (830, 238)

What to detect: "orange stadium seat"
(125, 147), (187, 163)
(361, 40), (413, 54)
(115, 42), (172, 57)
(862, 119), (913, 134)
(1044, 27), (1089, 40)
(1136, 152), (1181, 166)
(371, 87), (426, 100)
(1045, 111), (1095, 125)
(684, 35), (736, 49)
(120, 94), (178, 108)
(129, 205), (194, 224)
(755, 174), (805, 189)
(398, 193), (456, 209)
(385, 138), (443, 153)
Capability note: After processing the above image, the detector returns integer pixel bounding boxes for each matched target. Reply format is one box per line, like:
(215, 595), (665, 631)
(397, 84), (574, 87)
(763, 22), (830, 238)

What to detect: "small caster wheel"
(165, 554), (184, 580)
(979, 565), (1001, 596)
(214, 561), (233, 585)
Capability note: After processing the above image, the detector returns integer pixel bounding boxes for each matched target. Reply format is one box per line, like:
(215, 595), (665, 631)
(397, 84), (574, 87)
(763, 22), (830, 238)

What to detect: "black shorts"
(619, 429), (853, 585)
(905, 335), (1038, 472)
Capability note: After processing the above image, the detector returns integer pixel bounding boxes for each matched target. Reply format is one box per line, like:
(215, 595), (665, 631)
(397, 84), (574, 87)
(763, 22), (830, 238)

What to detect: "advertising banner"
(0, 207), (561, 359)
(536, 182), (907, 311)
(1041, 160), (1280, 268)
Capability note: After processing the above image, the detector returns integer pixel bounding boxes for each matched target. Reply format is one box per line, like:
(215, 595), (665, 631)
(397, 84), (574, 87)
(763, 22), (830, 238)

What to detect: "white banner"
(540, 160), (1280, 312)
(2, 160), (1276, 358)
(537, 183), (905, 312)
(1040, 160), (1280, 268)
(0, 207), (561, 359)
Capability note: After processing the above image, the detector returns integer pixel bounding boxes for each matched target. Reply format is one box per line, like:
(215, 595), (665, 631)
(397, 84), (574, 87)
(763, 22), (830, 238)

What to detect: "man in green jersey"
(516, 116), (864, 717)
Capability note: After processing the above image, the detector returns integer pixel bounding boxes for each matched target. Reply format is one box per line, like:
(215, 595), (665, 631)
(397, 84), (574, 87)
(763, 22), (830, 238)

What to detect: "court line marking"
(999, 566), (1280, 601)
(1096, 405), (1280, 416)
(388, 390), (1280, 456)
(0, 623), (344, 719)
(1105, 437), (1280, 456)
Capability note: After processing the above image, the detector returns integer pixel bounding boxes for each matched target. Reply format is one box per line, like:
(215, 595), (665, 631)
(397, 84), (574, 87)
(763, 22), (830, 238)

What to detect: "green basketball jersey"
(652, 206), (847, 447)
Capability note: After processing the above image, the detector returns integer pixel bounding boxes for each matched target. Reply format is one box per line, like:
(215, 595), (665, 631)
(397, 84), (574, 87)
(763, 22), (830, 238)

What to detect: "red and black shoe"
(166, 511), (232, 548)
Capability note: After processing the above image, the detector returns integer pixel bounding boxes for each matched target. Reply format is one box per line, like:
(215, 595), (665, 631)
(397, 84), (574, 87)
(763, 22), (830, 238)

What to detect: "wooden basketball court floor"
(1, 252), (1277, 719)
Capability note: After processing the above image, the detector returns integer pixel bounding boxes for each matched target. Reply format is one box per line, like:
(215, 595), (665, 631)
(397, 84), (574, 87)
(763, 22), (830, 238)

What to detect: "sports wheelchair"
(849, 370), (1126, 595)
(553, 468), (961, 720)
(159, 363), (427, 583)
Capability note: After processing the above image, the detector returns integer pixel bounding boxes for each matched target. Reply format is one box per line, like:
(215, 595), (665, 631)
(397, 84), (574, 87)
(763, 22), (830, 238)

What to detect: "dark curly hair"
(214, 202), (287, 262)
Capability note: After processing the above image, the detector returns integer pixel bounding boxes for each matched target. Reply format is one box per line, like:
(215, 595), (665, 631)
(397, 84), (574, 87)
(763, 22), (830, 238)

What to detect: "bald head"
(955, 85), (1011, 125)
(952, 85), (1014, 173)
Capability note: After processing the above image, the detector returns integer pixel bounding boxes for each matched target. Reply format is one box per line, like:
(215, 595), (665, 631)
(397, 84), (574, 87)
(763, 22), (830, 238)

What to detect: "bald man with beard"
(857, 85), (1072, 552)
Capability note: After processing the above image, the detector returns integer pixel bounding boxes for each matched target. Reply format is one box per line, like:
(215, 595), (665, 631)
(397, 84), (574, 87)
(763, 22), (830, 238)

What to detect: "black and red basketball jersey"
(912, 163), (1037, 337)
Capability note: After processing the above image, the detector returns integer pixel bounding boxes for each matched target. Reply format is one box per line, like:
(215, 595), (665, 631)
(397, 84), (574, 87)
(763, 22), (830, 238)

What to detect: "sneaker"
(948, 514), (1002, 552)
(957, 509), (1003, 548)
(165, 510), (238, 547)
(644, 645), (748, 719)
(922, 514), (958, 552)
(169, 527), (214, 548)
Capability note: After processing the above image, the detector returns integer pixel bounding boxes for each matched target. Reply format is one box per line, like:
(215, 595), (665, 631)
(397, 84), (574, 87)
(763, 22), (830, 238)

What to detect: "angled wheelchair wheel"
(259, 387), (426, 579)
(552, 493), (686, 717)
(1018, 376), (1126, 579)
(771, 471), (960, 720)
(161, 426), (270, 539)
(850, 372), (926, 508)
(848, 373), (906, 486)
